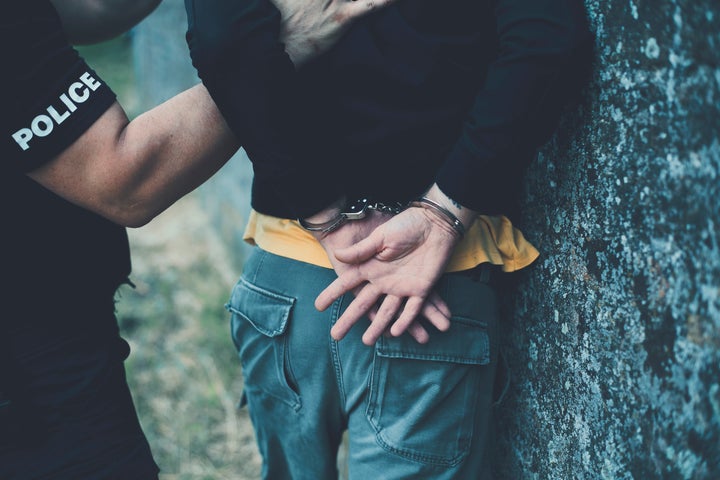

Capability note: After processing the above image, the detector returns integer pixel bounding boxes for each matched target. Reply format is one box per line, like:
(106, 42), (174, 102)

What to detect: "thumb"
(333, 230), (384, 264)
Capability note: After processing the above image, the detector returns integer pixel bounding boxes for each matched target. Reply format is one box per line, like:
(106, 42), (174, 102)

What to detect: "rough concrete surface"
(494, 1), (720, 478)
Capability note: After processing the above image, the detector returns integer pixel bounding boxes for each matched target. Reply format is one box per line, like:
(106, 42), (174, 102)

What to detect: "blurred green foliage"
(76, 33), (141, 118)
(76, 35), (262, 478)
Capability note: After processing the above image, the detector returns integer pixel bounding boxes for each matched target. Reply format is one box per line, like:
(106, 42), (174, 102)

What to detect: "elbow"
(551, 2), (595, 72)
(117, 213), (155, 229)
(115, 201), (163, 228)
(186, 22), (224, 72)
(565, 9), (594, 69)
(185, 4), (243, 71)
(527, 4), (595, 98)
(503, 2), (594, 68)
(98, 197), (159, 228)
(555, 7), (595, 102)
(103, 209), (154, 229)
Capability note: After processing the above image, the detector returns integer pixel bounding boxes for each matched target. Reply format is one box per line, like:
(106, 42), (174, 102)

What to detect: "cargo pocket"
(227, 277), (300, 410)
(366, 315), (490, 467)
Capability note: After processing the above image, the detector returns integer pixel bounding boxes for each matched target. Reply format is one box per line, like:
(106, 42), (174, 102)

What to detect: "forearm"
(50, 0), (162, 44)
(30, 85), (240, 227)
(111, 84), (239, 226)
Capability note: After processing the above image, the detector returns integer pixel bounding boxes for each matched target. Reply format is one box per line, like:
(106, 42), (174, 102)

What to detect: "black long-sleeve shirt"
(2, 0), (131, 312)
(186, 0), (591, 220)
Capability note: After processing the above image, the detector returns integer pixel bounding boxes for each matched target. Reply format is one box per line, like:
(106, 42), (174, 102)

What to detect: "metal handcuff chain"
(297, 198), (406, 234)
(298, 197), (465, 237)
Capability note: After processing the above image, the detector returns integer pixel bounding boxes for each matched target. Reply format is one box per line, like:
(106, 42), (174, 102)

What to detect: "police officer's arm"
(27, 84), (238, 228)
(50, 0), (162, 44)
(25, 0), (393, 229)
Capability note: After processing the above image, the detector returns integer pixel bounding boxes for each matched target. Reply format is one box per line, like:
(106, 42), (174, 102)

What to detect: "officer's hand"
(271, 0), (395, 66)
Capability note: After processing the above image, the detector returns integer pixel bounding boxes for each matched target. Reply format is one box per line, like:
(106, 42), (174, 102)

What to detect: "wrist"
(298, 197), (405, 236)
(422, 184), (477, 233)
(301, 196), (346, 224)
(298, 197), (346, 237)
(410, 198), (466, 239)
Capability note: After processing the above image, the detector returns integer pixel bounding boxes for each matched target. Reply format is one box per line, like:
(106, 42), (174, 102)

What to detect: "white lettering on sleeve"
(47, 106), (71, 125)
(12, 129), (33, 151)
(59, 93), (77, 113)
(68, 82), (90, 103)
(31, 115), (54, 137)
(11, 72), (104, 152)
(79, 72), (102, 91)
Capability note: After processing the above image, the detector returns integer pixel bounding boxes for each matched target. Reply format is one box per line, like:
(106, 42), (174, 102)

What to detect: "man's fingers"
(330, 285), (381, 341)
(333, 233), (383, 264)
(388, 297), (424, 337)
(421, 300), (452, 332)
(387, 295), (450, 342)
(372, 295), (403, 328)
(315, 270), (365, 311)
(361, 295), (402, 345)
(406, 321), (430, 344)
(427, 291), (451, 318)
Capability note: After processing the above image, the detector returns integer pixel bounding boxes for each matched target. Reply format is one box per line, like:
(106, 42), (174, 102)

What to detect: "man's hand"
(311, 208), (453, 345)
(271, 0), (393, 66)
(313, 185), (477, 346)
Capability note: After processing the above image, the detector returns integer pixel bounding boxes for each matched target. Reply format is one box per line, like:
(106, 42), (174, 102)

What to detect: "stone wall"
(494, 1), (720, 478)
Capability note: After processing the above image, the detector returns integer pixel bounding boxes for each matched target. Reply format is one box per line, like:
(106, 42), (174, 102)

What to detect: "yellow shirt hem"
(243, 211), (539, 273)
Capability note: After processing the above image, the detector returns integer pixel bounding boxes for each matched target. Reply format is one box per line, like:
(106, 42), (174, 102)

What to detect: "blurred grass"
(78, 36), (262, 479)
(77, 33), (141, 118)
(117, 194), (262, 480)
(78, 30), (350, 480)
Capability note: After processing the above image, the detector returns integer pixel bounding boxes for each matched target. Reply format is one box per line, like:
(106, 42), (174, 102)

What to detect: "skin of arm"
(28, 85), (239, 228)
(29, 0), (396, 228)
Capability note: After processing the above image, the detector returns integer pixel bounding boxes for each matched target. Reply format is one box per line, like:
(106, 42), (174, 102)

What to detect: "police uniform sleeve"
(1, 0), (117, 174)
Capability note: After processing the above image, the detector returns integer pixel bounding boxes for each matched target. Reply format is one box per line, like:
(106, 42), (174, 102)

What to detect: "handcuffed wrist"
(298, 197), (405, 235)
(298, 211), (347, 234)
(410, 197), (466, 238)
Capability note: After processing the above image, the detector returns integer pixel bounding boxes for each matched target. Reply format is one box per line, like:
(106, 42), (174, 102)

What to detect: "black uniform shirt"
(1, 0), (130, 321)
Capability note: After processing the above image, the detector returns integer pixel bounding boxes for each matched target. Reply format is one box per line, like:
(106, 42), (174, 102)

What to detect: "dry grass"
(117, 192), (351, 480)
(116, 193), (262, 479)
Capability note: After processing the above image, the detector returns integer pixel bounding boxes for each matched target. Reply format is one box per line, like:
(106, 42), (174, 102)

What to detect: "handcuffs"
(297, 198), (406, 234)
(298, 196), (466, 237)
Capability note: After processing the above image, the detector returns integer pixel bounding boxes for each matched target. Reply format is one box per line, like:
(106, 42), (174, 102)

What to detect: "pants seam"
(330, 295), (348, 410)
